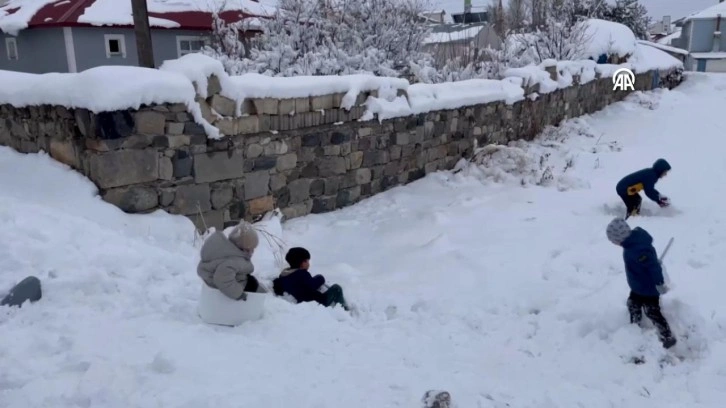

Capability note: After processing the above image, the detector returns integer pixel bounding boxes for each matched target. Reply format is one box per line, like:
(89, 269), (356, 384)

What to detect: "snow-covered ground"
(2, 73), (726, 407)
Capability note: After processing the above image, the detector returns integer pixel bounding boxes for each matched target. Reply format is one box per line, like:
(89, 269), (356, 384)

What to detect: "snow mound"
(630, 43), (684, 72)
(579, 18), (637, 60)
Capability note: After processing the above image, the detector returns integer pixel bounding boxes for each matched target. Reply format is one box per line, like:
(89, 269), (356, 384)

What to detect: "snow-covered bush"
(217, 0), (433, 77)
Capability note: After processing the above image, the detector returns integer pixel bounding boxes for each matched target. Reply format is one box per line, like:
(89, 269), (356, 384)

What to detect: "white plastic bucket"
(197, 284), (266, 326)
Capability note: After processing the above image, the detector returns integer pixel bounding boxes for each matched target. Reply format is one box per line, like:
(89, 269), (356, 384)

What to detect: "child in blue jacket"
(272, 247), (349, 311)
(606, 217), (676, 349)
(616, 158), (671, 219)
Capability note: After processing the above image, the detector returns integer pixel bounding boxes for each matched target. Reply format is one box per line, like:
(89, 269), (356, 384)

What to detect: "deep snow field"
(2, 73), (726, 408)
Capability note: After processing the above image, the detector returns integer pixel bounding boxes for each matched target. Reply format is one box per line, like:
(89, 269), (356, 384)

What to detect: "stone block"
(252, 98), (278, 115)
(102, 186), (159, 212)
(300, 163), (319, 178)
(358, 127), (372, 138)
(214, 118), (237, 135)
(173, 184), (211, 215)
(394, 132), (409, 145)
(49, 139), (79, 169)
(248, 195), (274, 216)
(276, 153), (298, 171)
(355, 168), (372, 185)
(134, 111), (166, 136)
(324, 177), (341, 196)
(281, 200), (313, 220)
(302, 133), (321, 147)
(247, 142), (263, 158)
(211, 186), (234, 209)
(264, 140), (289, 156)
(166, 122), (185, 135)
(310, 179), (325, 196)
(193, 151), (245, 183)
(324, 145), (341, 156)
(210, 94), (237, 117)
(288, 178), (311, 204)
(74, 108), (94, 137)
(311, 196), (336, 214)
(253, 156), (277, 171)
(330, 131), (351, 145)
(207, 75), (223, 96)
(311, 94), (335, 111)
(319, 156), (347, 176)
(238, 116), (259, 134)
(89, 150), (159, 189)
(185, 122), (207, 136)
(294, 97), (310, 113)
(168, 135), (191, 148)
(270, 173), (287, 191)
(336, 186), (361, 208)
(160, 188), (175, 206)
(278, 99), (295, 115)
(159, 156), (173, 180)
(349, 151), (364, 169)
(244, 171), (270, 200)
(173, 151), (193, 178)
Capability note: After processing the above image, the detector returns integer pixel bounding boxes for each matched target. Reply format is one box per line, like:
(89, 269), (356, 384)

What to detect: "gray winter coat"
(197, 231), (254, 300)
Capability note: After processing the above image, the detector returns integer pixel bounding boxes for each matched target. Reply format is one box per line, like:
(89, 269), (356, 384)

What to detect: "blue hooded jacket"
(616, 159), (671, 202)
(272, 268), (326, 303)
(621, 227), (665, 296)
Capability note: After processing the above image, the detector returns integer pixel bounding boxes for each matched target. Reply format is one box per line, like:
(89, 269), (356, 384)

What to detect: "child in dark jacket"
(272, 247), (350, 311)
(616, 158), (671, 219)
(606, 217), (676, 349)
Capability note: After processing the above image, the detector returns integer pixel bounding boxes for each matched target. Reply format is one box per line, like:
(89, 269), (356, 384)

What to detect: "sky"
(433, 0), (720, 21)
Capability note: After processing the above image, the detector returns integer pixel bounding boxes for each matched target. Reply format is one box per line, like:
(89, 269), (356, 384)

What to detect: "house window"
(104, 34), (126, 58)
(5, 37), (18, 60)
(176, 36), (209, 57)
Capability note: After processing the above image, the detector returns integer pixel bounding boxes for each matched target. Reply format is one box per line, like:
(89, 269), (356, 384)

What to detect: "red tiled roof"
(20, 0), (263, 31)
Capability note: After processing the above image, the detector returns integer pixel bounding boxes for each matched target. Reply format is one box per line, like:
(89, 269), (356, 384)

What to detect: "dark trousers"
(619, 193), (642, 219)
(244, 276), (261, 293)
(316, 284), (349, 310)
(627, 291), (675, 347)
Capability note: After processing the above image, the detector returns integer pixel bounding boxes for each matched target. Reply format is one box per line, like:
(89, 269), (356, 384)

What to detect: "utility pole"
(131, 0), (155, 68)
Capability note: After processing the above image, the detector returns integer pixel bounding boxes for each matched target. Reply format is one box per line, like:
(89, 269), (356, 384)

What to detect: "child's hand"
(237, 292), (248, 301)
(658, 196), (670, 207)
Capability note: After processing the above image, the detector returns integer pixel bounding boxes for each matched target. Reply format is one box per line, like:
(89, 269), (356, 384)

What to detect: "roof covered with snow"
(0, 0), (275, 35)
(579, 19), (637, 60)
(423, 22), (487, 45)
(656, 29), (683, 45)
(685, 2), (726, 21)
(637, 40), (688, 56)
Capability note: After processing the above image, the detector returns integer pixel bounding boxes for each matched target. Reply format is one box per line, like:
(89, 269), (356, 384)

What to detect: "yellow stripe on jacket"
(627, 183), (644, 195)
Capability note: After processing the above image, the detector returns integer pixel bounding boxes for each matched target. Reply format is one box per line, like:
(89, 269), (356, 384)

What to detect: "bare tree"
(131, 0), (154, 68)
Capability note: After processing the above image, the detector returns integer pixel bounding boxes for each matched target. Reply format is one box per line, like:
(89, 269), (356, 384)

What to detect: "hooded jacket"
(272, 268), (325, 303)
(197, 231), (254, 300)
(616, 159), (671, 202)
(621, 227), (665, 297)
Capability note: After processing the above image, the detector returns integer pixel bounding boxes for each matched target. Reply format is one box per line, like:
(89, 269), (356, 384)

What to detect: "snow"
(639, 40), (689, 56)
(423, 25), (483, 45)
(580, 18), (638, 60)
(0, 66), (220, 138)
(2, 72), (726, 407)
(657, 29), (683, 46)
(229, 73), (409, 110)
(77, 0), (276, 27)
(0, 0), (57, 35)
(630, 43), (684, 72)
(685, 2), (726, 21)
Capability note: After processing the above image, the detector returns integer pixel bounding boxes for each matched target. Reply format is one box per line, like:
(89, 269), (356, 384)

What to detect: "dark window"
(108, 39), (120, 54)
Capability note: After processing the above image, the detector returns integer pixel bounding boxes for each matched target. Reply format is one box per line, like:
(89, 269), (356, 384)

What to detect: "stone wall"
(0, 67), (682, 231)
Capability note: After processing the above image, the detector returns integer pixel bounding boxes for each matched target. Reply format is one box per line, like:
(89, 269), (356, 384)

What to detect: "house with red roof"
(0, 0), (274, 74)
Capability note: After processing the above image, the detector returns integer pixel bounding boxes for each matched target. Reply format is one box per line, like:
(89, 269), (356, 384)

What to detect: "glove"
(656, 284), (669, 295)
(237, 292), (248, 301)
(658, 196), (670, 207)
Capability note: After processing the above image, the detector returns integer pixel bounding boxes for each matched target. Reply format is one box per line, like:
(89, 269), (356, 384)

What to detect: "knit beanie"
(228, 221), (259, 252)
(606, 217), (631, 245)
(285, 247), (311, 269)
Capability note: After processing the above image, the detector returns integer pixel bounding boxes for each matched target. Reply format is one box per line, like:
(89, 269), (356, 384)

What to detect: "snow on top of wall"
(78, 0), (275, 28)
(686, 2), (726, 21)
(579, 18), (637, 60)
(423, 25), (483, 45)
(0, 0), (57, 35)
(0, 65), (220, 138)
(229, 73), (409, 111)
